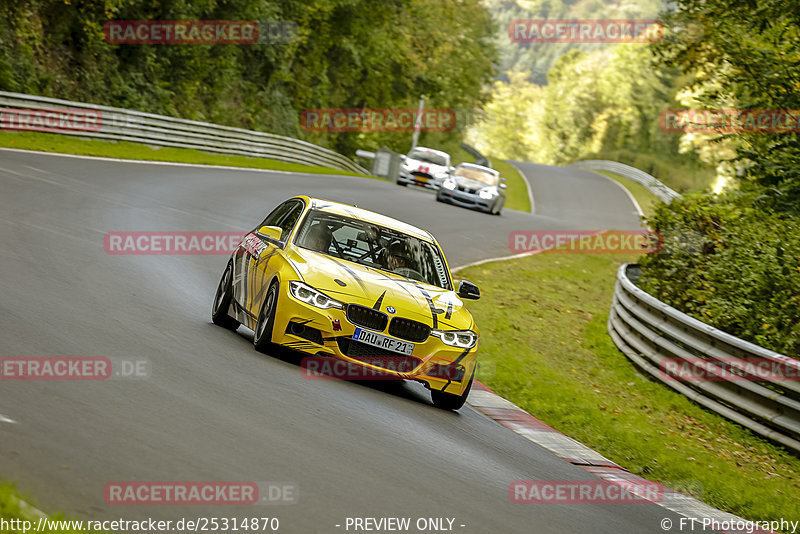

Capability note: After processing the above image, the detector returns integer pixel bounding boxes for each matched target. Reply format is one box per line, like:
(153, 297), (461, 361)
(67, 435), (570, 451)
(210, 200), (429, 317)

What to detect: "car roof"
(301, 196), (435, 242)
(456, 162), (499, 175)
(408, 146), (449, 158)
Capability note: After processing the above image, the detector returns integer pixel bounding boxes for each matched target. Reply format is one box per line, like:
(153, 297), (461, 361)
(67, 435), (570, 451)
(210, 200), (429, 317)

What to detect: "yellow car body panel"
(217, 196), (479, 398)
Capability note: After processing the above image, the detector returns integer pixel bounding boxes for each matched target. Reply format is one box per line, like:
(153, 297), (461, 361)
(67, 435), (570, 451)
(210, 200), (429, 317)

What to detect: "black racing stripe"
(453, 346), (472, 366)
(321, 289), (362, 298)
(372, 291), (386, 310)
(414, 285), (438, 329)
(372, 274), (420, 299)
(234, 300), (257, 320)
(252, 248), (280, 305)
(437, 321), (460, 331)
(445, 302), (453, 320)
(328, 258), (369, 293)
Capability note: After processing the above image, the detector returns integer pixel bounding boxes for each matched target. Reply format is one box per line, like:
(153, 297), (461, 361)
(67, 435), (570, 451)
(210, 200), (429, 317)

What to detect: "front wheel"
(431, 374), (474, 411)
(253, 282), (279, 353)
(491, 198), (504, 216)
(211, 261), (240, 330)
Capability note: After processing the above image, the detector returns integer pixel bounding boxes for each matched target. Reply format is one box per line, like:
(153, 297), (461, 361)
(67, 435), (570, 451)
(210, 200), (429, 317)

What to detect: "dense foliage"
(653, 0), (800, 214)
(638, 193), (800, 355)
(484, 0), (665, 85)
(637, 0), (800, 355)
(0, 0), (497, 157)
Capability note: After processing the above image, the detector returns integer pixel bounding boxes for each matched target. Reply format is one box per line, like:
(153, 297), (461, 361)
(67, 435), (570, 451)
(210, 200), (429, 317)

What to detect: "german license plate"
(353, 328), (414, 356)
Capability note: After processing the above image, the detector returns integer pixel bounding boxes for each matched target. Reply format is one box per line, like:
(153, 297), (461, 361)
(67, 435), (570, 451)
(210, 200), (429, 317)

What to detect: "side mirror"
(448, 166), (455, 172)
(499, 183), (507, 190)
(256, 225), (283, 241)
(400, 154), (407, 161)
(457, 280), (481, 300)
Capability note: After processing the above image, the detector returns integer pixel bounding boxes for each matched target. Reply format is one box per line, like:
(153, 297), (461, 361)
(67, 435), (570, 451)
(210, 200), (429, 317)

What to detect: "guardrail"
(609, 264), (800, 453)
(0, 91), (368, 174)
(460, 143), (491, 168)
(571, 160), (680, 203)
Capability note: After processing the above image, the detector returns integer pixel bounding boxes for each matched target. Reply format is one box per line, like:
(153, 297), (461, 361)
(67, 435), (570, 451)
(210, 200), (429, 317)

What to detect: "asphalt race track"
(0, 149), (678, 533)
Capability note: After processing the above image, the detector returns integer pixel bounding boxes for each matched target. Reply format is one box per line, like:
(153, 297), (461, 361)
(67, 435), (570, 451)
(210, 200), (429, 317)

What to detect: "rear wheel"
(431, 373), (474, 411)
(211, 261), (240, 330)
(253, 281), (279, 353)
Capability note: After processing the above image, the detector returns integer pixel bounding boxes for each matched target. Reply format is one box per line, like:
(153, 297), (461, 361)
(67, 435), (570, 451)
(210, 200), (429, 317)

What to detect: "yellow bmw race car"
(211, 196), (481, 410)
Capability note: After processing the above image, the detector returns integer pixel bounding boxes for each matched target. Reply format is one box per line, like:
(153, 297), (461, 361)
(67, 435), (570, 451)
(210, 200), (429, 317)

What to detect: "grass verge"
(595, 170), (661, 218)
(491, 158), (530, 213)
(0, 131), (365, 177)
(463, 252), (800, 528)
(0, 483), (84, 534)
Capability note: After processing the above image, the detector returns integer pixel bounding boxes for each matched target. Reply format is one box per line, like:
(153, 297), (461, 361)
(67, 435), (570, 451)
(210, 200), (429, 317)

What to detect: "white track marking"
(0, 147), (363, 177)
(588, 169), (646, 219)
(506, 160), (535, 214)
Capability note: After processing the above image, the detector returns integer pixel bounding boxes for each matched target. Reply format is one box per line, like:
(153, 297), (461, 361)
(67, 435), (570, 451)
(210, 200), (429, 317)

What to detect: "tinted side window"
(259, 199), (304, 241)
(260, 201), (294, 228)
(277, 202), (303, 240)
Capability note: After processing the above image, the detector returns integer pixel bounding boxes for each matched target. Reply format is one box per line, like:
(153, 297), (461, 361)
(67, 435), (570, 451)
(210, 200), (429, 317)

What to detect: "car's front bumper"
(398, 170), (442, 190)
(438, 189), (496, 212)
(269, 286), (477, 396)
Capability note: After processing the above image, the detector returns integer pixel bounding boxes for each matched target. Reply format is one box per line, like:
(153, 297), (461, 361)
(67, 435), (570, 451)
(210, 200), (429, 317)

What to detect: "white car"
(437, 163), (507, 215)
(397, 147), (453, 190)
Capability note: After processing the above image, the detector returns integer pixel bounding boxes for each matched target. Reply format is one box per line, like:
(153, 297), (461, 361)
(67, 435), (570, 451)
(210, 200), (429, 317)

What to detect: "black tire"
(253, 281), (279, 353)
(211, 261), (240, 330)
(431, 373), (474, 411)
(397, 181), (407, 187)
(491, 198), (504, 216)
(436, 193), (445, 203)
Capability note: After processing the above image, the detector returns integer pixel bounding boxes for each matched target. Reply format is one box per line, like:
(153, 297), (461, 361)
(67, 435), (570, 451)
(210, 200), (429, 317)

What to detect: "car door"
(231, 199), (305, 326)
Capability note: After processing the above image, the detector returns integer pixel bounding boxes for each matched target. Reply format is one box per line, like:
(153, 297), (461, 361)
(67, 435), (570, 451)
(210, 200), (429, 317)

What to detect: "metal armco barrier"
(609, 264), (800, 453)
(0, 91), (368, 174)
(572, 160), (680, 203)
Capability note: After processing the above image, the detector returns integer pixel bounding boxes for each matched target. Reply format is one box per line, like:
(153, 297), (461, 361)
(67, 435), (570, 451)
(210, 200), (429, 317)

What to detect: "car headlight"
(289, 281), (344, 310)
(479, 188), (495, 199)
(431, 329), (478, 349)
(442, 178), (457, 190)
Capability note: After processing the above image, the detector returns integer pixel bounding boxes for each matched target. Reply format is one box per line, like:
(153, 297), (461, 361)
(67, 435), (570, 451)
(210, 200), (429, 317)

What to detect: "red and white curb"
(467, 381), (773, 534)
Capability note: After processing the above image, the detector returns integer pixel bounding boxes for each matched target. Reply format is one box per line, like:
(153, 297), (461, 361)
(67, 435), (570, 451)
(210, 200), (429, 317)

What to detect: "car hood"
(285, 246), (473, 331)
(451, 176), (494, 191)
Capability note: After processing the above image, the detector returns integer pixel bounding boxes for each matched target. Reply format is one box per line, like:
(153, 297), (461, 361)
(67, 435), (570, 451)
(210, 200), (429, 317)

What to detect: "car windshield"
(295, 210), (451, 290)
(407, 149), (447, 166)
(453, 166), (499, 186)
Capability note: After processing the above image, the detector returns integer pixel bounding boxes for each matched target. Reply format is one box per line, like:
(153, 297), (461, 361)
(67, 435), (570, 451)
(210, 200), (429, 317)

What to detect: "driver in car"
(305, 224), (332, 253)
(385, 241), (412, 271)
